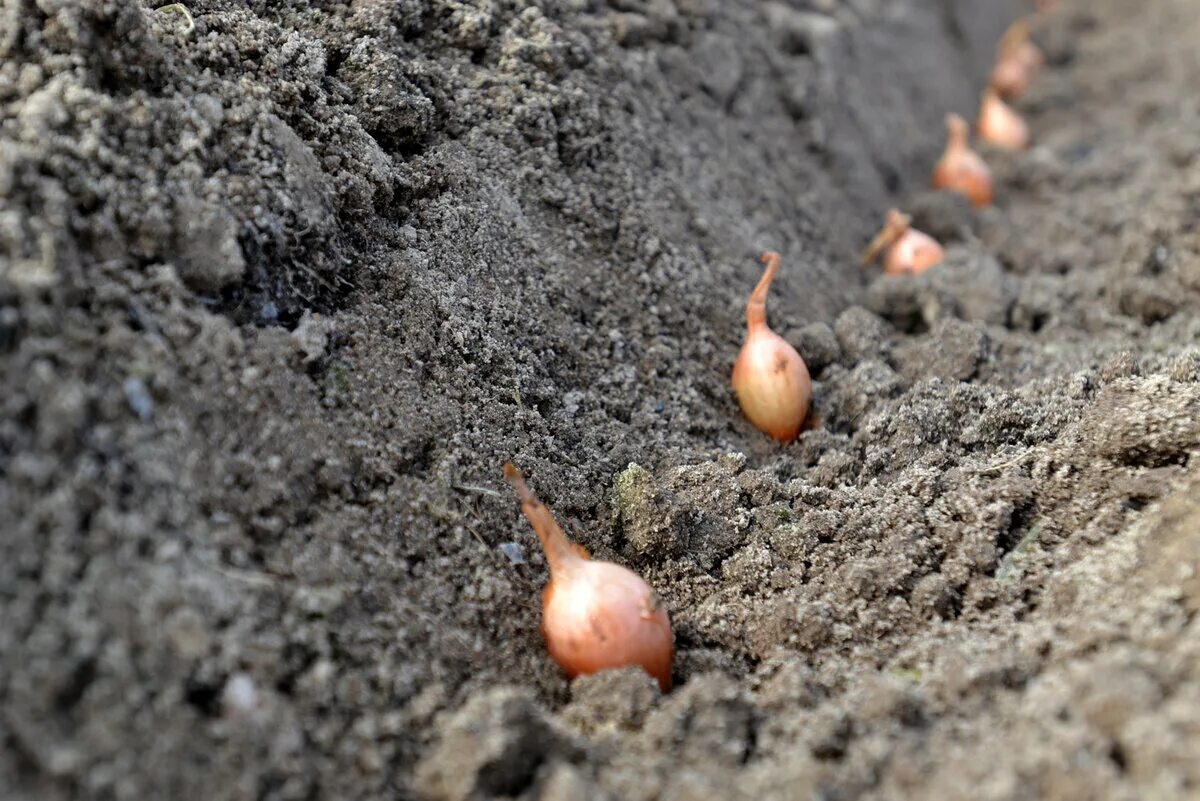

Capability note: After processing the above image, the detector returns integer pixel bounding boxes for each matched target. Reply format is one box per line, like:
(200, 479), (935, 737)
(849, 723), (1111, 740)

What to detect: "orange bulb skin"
(932, 158), (993, 208)
(978, 91), (1030, 151)
(884, 229), (944, 276)
(731, 252), (813, 443)
(1013, 40), (1045, 74)
(862, 209), (944, 277)
(990, 56), (1033, 99)
(991, 18), (1043, 99)
(732, 330), (812, 442)
(541, 562), (674, 692)
(504, 464), (674, 693)
(932, 114), (994, 208)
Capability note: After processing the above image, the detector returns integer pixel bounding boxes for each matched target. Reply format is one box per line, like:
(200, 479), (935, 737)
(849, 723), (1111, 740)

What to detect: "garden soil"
(3, 0), (1200, 799)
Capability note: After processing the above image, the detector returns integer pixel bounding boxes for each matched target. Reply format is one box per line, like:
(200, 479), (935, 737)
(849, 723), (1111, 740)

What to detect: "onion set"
(503, 463), (674, 692)
(731, 251), (813, 443)
(990, 18), (1044, 99)
(862, 209), (944, 276)
(978, 88), (1030, 151)
(932, 113), (994, 208)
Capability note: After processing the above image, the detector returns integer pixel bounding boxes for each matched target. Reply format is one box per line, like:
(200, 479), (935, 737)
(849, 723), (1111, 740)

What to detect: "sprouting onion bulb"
(990, 18), (1043, 99)
(731, 251), (812, 443)
(990, 56), (1032, 101)
(932, 113), (994, 208)
(503, 463), (674, 692)
(1004, 19), (1045, 74)
(861, 209), (944, 276)
(978, 88), (1030, 151)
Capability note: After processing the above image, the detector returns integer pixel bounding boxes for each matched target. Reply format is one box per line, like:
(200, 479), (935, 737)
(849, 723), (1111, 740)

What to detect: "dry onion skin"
(1003, 18), (1046, 74)
(861, 209), (945, 276)
(978, 88), (1031, 151)
(990, 55), (1033, 100)
(731, 251), (813, 443)
(932, 113), (994, 208)
(503, 463), (674, 692)
(990, 18), (1044, 99)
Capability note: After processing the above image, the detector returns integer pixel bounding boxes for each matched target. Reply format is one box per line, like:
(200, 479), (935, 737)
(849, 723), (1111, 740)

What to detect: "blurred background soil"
(2, 0), (1199, 799)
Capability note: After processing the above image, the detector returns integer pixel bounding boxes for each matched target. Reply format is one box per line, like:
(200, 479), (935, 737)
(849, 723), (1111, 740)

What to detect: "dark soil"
(3, 0), (1199, 799)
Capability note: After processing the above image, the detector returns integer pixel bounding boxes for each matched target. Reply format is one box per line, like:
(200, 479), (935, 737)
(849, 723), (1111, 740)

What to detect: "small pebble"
(122, 377), (154, 421)
(499, 542), (525, 564)
(222, 672), (259, 716)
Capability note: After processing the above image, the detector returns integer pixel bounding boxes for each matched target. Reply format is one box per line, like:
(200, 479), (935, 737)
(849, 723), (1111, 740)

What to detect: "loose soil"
(2, 1), (1199, 800)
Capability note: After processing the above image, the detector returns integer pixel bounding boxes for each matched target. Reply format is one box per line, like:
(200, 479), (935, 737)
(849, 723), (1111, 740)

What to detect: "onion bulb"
(503, 463), (674, 692)
(861, 209), (944, 276)
(990, 18), (1043, 99)
(731, 251), (812, 443)
(990, 57), (1032, 100)
(1003, 18), (1045, 73)
(932, 113), (994, 208)
(978, 88), (1030, 151)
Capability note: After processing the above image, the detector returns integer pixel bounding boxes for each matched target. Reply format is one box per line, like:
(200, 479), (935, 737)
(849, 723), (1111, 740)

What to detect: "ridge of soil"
(2, 1), (1199, 800)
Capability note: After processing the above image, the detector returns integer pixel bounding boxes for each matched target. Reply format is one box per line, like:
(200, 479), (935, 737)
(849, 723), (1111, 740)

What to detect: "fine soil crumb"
(2, 1), (1199, 800)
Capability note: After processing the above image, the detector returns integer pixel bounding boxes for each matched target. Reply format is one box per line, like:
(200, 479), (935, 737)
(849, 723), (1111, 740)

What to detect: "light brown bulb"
(978, 89), (1030, 151)
(932, 113), (994, 208)
(990, 18), (1043, 99)
(731, 251), (812, 443)
(1002, 18), (1045, 73)
(990, 55), (1033, 100)
(503, 464), (673, 692)
(861, 209), (944, 276)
